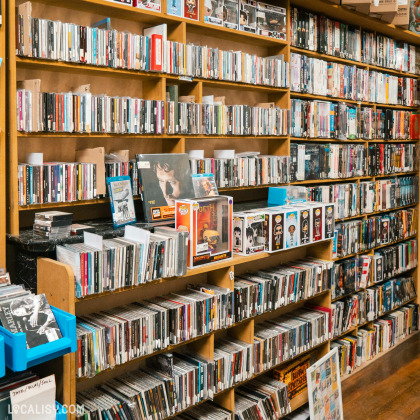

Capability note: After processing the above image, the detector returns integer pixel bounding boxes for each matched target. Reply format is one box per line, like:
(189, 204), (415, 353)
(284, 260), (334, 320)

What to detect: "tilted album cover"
(137, 154), (194, 222)
(0, 294), (62, 349)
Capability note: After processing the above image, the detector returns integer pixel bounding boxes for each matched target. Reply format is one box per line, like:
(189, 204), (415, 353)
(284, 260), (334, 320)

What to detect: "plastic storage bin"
(0, 306), (76, 371)
(56, 402), (67, 420)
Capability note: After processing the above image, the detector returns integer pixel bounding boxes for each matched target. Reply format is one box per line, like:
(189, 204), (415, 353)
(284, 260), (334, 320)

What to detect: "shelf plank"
(15, 57), (290, 93)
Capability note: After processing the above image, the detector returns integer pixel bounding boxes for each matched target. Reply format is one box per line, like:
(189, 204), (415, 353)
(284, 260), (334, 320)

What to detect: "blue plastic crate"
(56, 402), (67, 420)
(0, 335), (4, 378)
(0, 306), (76, 371)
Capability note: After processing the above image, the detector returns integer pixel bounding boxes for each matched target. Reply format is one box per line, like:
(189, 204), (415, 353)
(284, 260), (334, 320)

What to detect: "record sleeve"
(137, 154), (194, 223)
(107, 176), (136, 228)
(0, 294), (62, 349)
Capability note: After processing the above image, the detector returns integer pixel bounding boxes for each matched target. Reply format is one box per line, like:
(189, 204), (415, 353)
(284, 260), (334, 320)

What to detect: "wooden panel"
(0, 0), (6, 265)
(214, 389), (235, 412)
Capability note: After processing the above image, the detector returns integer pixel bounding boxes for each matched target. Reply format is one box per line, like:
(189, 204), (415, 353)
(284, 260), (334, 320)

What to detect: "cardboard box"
(370, 0), (398, 14)
(341, 0), (371, 15)
(381, 0), (409, 26)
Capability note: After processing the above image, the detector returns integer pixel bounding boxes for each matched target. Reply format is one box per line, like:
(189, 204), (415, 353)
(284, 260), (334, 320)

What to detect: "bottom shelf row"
(74, 303), (418, 420)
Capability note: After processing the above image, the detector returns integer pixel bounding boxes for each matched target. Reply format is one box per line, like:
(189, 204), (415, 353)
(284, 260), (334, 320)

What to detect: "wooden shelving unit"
(0, 0), (5, 268)
(4, 0), (420, 418)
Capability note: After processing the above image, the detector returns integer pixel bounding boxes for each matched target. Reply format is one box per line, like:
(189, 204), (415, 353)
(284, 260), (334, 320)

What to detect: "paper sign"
(10, 375), (56, 420)
(26, 153), (43, 165)
(84, 231), (103, 249)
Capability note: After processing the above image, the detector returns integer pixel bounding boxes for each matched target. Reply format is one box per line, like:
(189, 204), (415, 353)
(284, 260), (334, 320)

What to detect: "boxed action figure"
(295, 204), (311, 246)
(233, 210), (266, 255)
(324, 203), (335, 239)
(284, 206), (300, 249)
(256, 2), (287, 39)
(204, 0), (224, 25)
(176, 196), (233, 268)
(239, 0), (257, 33)
(224, 0), (239, 29)
(184, 0), (199, 20)
(306, 202), (324, 242)
(134, 0), (161, 11)
(264, 207), (285, 252)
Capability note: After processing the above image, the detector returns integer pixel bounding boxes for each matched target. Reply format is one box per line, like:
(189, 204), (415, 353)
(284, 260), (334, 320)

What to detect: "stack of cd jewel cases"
(33, 211), (73, 239)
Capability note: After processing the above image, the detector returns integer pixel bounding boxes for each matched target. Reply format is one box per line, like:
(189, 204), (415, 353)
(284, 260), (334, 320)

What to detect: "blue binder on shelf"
(56, 402), (67, 420)
(0, 306), (76, 371)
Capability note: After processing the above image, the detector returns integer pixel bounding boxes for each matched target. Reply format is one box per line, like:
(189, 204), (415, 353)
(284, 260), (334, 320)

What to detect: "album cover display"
(192, 173), (218, 197)
(0, 294), (62, 349)
(107, 176), (136, 228)
(136, 153), (194, 223)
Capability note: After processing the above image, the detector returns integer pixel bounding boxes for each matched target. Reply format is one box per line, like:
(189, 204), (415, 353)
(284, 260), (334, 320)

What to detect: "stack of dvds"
(168, 103), (290, 136)
(372, 239), (418, 285)
(57, 226), (188, 298)
(16, 89), (166, 134)
(16, 13), (289, 86)
(334, 207), (418, 258)
(76, 285), (233, 378)
(253, 306), (330, 373)
(290, 8), (361, 61)
(76, 369), (176, 419)
(306, 183), (359, 219)
(290, 100), (360, 139)
(331, 292), (365, 338)
(375, 109), (414, 140)
(362, 31), (419, 73)
(172, 402), (233, 419)
(235, 378), (291, 419)
(332, 256), (372, 300)
(233, 258), (333, 323)
(33, 211), (72, 239)
(18, 162), (97, 205)
(331, 334), (359, 376)
(361, 107), (375, 139)
(373, 176), (419, 211)
(105, 159), (138, 196)
(291, 53), (368, 101)
(367, 143), (418, 176)
(290, 143), (366, 181)
(368, 72), (420, 106)
(189, 154), (290, 188)
(366, 277), (417, 320)
(214, 338), (253, 390)
(332, 304), (419, 376)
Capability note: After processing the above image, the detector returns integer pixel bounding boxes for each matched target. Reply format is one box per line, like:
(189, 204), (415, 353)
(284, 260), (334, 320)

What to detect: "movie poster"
(307, 348), (344, 420)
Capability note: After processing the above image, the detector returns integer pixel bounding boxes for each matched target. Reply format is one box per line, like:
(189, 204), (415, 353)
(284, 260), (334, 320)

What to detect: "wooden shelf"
(16, 56), (290, 94)
(7, 0), (420, 419)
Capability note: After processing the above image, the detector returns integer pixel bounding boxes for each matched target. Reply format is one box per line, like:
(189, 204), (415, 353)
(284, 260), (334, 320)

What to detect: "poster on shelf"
(306, 347), (344, 420)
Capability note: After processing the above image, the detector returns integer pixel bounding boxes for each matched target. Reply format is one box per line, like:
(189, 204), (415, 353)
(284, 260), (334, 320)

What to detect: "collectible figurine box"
(176, 196), (233, 268)
(204, 0), (224, 26)
(256, 2), (287, 39)
(264, 207), (285, 252)
(224, 0), (239, 29)
(294, 204), (311, 246)
(283, 206), (300, 249)
(239, 0), (257, 33)
(233, 210), (265, 255)
(306, 201), (324, 242)
(324, 203), (335, 239)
